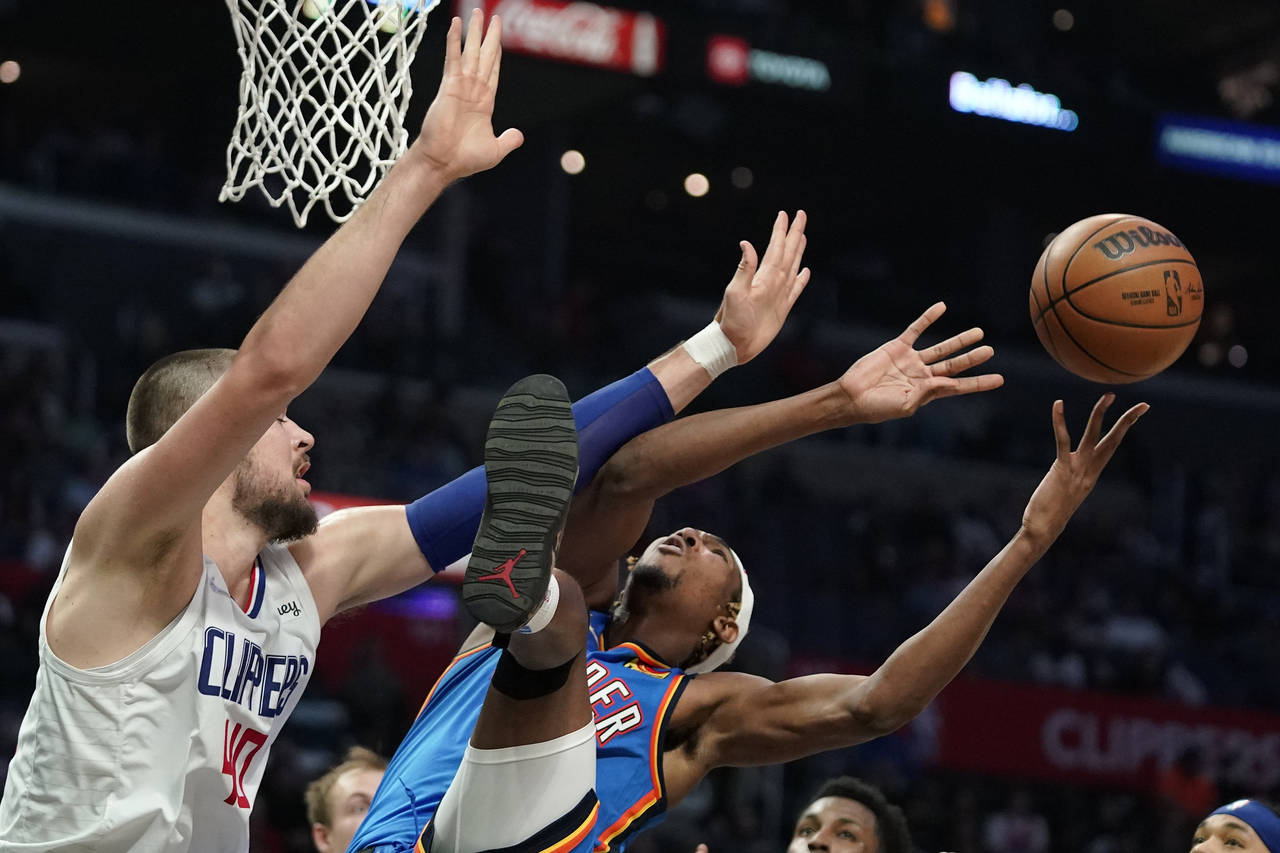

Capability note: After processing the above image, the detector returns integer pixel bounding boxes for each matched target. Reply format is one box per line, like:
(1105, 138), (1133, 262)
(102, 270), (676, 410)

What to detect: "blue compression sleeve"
(405, 367), (675, 572)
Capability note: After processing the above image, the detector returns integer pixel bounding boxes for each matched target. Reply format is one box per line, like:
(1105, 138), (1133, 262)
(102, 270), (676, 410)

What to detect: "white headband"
(685, 548), (754, 674)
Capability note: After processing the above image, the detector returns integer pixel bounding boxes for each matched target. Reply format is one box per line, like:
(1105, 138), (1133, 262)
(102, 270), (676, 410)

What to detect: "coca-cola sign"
(458, 0), (665, 76)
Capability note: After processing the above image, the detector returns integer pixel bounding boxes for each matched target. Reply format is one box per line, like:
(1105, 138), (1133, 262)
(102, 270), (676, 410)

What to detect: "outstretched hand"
(836, 302), (1003, 424)
(1022, 394), (1148, 542)
(413, 11), (523, 181)
(714, 210), (811, 365)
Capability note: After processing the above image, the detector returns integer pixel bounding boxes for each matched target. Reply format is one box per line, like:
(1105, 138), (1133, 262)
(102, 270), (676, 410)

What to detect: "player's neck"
(201, 498), (270, 607)
(606, 611), (692, 669)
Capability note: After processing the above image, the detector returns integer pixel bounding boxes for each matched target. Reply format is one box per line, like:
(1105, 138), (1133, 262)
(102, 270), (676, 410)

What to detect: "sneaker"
(462, 374), (579, 634)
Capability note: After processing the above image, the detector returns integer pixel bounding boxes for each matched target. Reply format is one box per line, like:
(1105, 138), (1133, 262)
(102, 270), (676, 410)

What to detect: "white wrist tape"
(683, 321), (738, 379)
(517, 575), (560, 635)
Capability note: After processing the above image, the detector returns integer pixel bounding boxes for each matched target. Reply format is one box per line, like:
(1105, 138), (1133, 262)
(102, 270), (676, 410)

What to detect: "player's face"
(622, 528), (739, 662)
(233, 413), (317, 542)
(632, 528), (736, 606)
(1191, 815), (1272, 852)
(312, 766), (384, 853)
(788, 796), (880, 853)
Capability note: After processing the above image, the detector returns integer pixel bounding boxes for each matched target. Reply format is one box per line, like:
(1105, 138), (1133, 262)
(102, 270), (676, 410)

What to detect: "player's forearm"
(646, 346), (711, 415)
(847, 529), (1047, 734)
(600, 381), (850, 500)
(238, 155), (449, 395)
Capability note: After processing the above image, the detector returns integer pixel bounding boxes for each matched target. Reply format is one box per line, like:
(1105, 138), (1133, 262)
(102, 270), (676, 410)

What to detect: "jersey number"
(222, 720), (268, 808)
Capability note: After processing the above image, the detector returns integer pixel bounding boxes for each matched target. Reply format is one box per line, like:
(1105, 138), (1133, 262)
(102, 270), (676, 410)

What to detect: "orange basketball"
(1029, 214), (1204, 384)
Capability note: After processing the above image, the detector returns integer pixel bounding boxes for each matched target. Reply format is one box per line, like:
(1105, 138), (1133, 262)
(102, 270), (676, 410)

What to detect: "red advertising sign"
(705, 34), (833, 91)
(309, 489), (395, 516)
(707, 35), (750, 86)
(930, 677), (1280, 791)
(457, 0), (665, 76)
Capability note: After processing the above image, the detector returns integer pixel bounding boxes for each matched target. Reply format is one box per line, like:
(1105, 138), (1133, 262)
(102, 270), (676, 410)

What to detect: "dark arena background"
(3, 0), (1280, 850)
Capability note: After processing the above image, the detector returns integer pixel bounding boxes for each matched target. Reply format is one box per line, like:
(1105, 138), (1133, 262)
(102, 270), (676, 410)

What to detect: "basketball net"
(220, 0), (439, 227)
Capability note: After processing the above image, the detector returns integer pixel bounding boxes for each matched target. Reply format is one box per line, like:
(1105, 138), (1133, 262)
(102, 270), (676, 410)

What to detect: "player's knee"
(549, 568), (586, 633)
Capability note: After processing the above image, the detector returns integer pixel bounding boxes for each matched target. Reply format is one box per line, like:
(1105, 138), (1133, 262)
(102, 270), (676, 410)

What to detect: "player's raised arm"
(666, 395), (1145, 783)
(558, 302), (1002, 607)
(648, 209), (811, 411)
(60, 11), (517, 655)
(300, 212), (812, 619)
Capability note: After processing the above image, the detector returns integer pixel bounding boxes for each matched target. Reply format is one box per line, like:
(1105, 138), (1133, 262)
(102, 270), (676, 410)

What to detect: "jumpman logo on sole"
(475, 549), (527, 599)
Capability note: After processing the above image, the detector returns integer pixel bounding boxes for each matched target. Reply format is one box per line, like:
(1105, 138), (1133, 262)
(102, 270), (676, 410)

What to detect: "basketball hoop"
(220, 0), (439, 227)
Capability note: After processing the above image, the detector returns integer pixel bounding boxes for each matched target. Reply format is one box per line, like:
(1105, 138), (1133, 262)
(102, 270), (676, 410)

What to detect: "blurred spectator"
(303, 747), (387, 853)
(982, 790), (1050, 853)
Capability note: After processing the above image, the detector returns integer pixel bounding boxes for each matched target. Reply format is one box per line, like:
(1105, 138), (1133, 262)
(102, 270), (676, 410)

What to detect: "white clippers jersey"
(0, 542), (320, 852)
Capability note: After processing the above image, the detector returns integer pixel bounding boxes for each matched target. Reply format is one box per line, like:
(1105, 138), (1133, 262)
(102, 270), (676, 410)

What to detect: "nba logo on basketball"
(1164, 270), (1183, 317)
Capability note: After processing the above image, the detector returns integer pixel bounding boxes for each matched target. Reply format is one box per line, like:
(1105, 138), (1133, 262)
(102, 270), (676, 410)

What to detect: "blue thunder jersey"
(348, 611), (690, 853)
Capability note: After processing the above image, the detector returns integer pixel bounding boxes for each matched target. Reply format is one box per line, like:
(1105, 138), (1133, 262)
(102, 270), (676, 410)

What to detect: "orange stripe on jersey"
(416, 643), (494, 718)
(593, 673), (686, 852)
(415, 831), (430, 853)
(592, 790), (659, 852)
(648, 673), (685, 786)
(612, 642), (665, 669)
(538, 799), (600, 853)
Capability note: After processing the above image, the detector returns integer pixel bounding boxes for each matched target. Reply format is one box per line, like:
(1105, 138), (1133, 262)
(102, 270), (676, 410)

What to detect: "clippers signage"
(1156, 113), (1280, 185)
(457, 0), (664, 76)
(930, 677), (1280, 790)
(706, 34), (832, 92)
(949, 71), (1078, 131)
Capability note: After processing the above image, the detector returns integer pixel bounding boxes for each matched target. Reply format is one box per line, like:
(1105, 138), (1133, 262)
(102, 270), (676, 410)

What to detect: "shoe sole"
(462, 374), (579, 634)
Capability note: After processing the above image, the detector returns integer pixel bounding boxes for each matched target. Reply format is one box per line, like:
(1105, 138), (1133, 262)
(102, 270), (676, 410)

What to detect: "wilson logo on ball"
(1092, 226), (1185, 261)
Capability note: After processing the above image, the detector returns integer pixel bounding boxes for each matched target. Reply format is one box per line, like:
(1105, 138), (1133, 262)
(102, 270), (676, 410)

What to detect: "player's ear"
(712, 613), (739, 645)
(312, 824), (332, 853)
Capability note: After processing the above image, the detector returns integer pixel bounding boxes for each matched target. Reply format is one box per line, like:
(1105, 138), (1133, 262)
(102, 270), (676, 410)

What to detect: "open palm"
(715, 210), (811, 364)
(416, 12), (523, 181)
(837, 302), (1003, 423)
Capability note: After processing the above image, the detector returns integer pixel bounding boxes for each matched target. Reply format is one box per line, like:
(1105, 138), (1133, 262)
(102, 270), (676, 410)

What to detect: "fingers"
(928, 372), (1004, 402)
(1051, 399), (1071, 459)
(758, 210), (789, 271)
(462, 8), (484, 75)
(1095, 401), (1149, 460)
(783, 210), (807, 278)
(900, 302), (946, 347)
(481, 17), (501, 87)
(930, 343), (995, 377)
(443, 16), (462, 77)
(787, 266), (811, 307)
(478, 13), (503, 83)
(725, 240), (759, 296)
(1080, 392), (1115, 450)
(920, 326), (983, 364)
(495, 127), (524, 160)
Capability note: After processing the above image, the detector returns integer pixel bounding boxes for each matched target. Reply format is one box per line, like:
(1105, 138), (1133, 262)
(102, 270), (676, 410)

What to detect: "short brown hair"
(125, 348), (236, 453)
(304, 746), (388, 828)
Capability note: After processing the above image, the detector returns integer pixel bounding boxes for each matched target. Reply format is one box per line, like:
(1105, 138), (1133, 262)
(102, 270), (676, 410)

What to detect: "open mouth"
(657, 533), (683, 556)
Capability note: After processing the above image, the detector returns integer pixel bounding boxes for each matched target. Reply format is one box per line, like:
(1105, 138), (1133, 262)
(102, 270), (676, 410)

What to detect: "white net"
(220, 0), (439, 227)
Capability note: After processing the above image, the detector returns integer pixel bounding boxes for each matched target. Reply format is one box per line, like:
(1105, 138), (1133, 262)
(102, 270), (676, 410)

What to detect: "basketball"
(1029, 213), (1204, 384)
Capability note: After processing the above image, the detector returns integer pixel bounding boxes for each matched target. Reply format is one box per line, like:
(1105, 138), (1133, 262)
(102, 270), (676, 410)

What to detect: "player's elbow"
(232, 344), (311, 402)
(844, 688), (916, 740)
(595, 449), (656, 500)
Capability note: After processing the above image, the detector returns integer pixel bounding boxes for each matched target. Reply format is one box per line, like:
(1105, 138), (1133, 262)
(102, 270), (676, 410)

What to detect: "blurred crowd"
(1, 247), (1278, 851)
(3, 78), (1280, 853)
